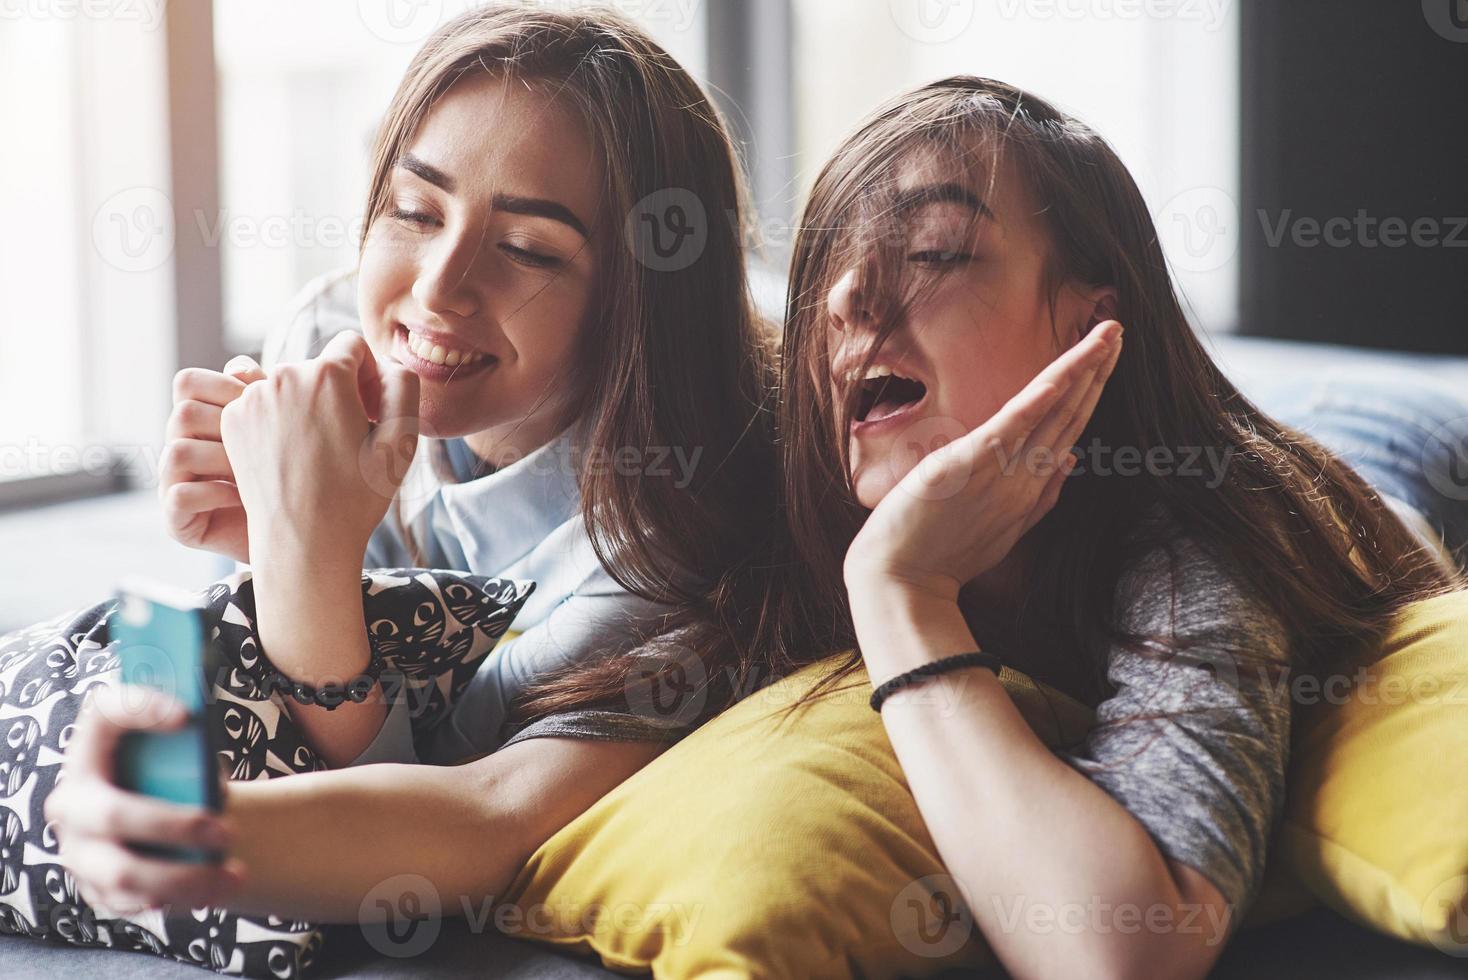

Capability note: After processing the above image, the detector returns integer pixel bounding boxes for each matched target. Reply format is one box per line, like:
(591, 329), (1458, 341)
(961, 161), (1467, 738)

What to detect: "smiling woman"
(357, 71), (600, 462)
(29, 4), (786, 957)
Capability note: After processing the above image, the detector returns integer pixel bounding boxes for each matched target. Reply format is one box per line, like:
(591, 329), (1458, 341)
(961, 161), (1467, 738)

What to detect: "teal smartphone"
(109, 577), (224, 864)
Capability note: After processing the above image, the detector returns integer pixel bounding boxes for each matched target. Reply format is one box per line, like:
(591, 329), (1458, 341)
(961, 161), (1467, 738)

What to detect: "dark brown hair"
(776, 76), (1465, 713)
(358, 4), (782, 720)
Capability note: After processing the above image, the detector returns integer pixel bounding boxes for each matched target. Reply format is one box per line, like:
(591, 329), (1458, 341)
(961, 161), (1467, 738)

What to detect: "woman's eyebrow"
(396, 153), (589, 239)
(399, 153), (456, 192)
(893, 182), (995, 220)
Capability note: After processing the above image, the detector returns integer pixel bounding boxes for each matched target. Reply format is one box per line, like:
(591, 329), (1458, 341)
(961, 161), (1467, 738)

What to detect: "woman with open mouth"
(773, 75), (1468, 978)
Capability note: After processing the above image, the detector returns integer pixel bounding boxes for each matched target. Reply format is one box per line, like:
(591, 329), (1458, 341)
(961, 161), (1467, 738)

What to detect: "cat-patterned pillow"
(0, 567), (532, 977)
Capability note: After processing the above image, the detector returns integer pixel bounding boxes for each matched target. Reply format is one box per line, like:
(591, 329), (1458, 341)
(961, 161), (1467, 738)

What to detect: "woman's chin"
(411, 400), (487, 441)
(852, 465), (900, 511)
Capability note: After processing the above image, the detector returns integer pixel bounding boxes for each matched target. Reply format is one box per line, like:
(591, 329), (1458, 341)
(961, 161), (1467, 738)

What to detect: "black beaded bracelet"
(258, 635), (386, 711)
(869, 651), (1002, 713)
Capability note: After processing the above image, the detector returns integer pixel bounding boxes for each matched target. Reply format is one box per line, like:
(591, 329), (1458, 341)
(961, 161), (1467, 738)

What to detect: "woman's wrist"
(248, 544), (373, 684)
(846, 576), (979, 687)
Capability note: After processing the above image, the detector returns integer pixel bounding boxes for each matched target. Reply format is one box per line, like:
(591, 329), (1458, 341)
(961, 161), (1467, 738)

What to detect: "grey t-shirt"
(1053, 523), (1292, 928)
(506, 517), (1293, 929)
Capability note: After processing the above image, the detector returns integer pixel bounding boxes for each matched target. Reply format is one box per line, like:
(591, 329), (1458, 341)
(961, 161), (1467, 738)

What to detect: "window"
(211, 0), (708, 354)
(791, 0), (1241, 332)
(0, 8), (175, 501)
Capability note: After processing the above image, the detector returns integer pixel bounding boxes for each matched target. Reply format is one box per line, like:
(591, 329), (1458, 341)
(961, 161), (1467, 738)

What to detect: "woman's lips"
(393, 325), (496, 383)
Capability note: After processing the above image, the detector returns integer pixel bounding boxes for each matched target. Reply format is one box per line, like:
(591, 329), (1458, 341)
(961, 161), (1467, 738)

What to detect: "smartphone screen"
(109, 578), (224, 863)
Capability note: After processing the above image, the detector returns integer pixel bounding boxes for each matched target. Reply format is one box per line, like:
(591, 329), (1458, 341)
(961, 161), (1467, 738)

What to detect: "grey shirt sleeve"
(499, 709), (689, 750)
(1054, 530), (1292, 928)
(343, 588), (688, 766)
(343, 687), (419, 766)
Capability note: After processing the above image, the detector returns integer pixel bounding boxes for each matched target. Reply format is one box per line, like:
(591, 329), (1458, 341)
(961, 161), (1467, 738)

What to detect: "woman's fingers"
(372, 359), (420, 429)
(165, 399), (225, 442)
(972, 321), (1120, 453)
(66, 685), (187, 780)
(318, 329), (384, 420)
(1029, 326), (1123, 461)
(173, 368), (246, 408)
(223, 354), (266, 385)
(162, 479), (243, 524)
(318, 328), (374, 367)
(159, 438), (234, 487)
(1028, 319), (1120, 404)
(60, 836), (243, 912)
(1051, 334), (1123, 458)
(49, 684), (246, 913)
(1019, 450), (1078, 537)
(50, 777), (230, 852)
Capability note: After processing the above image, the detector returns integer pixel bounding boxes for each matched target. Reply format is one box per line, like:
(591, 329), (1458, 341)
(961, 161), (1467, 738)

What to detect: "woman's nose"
(826, 268), (870, 332)
(412, 238), (481, 321)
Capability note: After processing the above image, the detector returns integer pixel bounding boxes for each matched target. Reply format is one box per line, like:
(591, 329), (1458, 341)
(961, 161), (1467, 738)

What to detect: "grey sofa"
(5, 325), (1467, 978)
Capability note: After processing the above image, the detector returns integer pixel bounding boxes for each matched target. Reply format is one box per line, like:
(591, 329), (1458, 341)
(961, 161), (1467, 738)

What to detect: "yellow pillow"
(499, 591), (1468, 972)
(498, 657), (1095, 977)
(1277, 588), (1468, 953)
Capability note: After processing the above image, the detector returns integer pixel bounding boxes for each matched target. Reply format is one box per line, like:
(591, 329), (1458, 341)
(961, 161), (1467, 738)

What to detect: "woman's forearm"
(223, 761), (507, 921)
(850, 581), (1229, 980)
(221, 736), (664, 922)
(248, 546), (388, 768)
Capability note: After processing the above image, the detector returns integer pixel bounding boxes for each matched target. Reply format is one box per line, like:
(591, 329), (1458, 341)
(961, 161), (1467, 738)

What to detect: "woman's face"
(826, 153), (1114, 508)
(358, 72), (602, 463)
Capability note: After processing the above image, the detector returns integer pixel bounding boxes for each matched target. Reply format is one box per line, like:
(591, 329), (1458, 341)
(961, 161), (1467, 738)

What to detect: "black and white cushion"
(0, 567), (532, 977)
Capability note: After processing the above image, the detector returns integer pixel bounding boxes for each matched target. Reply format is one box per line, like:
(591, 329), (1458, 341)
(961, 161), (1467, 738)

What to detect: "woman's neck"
(462, 418), (565, 470)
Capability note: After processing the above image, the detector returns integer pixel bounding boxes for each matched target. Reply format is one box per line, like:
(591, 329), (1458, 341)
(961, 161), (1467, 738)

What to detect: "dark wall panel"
(1240, 0), (1468, 354)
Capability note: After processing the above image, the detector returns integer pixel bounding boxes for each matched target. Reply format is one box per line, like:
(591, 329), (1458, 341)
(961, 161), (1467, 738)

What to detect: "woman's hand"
(844, 320), (1124, 604)
(219, 330), (420, 563)
(159, 357), (267, 564)
(45, 685), (247, 914)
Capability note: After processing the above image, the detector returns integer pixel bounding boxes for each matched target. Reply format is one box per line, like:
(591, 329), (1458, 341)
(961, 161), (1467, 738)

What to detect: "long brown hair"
(778, 76), (1465, 711)
(358, 4), (782, 720)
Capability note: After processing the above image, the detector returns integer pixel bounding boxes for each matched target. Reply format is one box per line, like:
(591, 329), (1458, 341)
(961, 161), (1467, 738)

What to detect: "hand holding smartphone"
(109, 577), (226, 864)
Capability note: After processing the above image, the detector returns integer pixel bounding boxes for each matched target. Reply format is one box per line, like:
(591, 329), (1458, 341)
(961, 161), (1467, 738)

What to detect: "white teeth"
(841, 365), (902, 383)
(403, 329), (484, 366)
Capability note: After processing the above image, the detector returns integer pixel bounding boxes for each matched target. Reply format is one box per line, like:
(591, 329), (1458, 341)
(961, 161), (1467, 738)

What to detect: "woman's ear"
(1081, 287), (1120, 340)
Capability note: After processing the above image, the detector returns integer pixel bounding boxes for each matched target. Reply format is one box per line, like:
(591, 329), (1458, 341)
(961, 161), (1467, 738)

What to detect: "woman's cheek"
(356, 233), (414, 351)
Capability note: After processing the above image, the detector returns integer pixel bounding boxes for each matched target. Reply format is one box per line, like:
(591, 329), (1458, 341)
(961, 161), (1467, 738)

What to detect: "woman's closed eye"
(906, 246), (974, 266)
(389, 206), (441, 230)
(387, 207), (564, 269)
(499, 240), (563, 269)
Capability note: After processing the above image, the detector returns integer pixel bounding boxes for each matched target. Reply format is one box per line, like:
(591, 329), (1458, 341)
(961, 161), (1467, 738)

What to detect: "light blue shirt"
(347, 426), (671, 765)
(252, 267), (673, 766)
